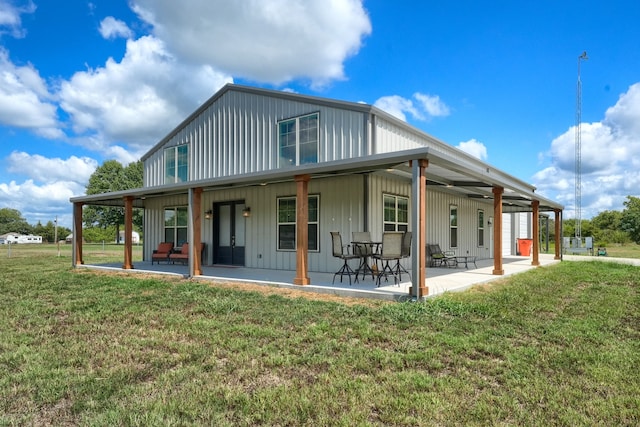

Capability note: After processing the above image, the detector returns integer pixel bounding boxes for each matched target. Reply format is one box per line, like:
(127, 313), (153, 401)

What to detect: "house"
(70, 84), (564, 298)
(0, 233), (43, 244)
(117, 230), (140, 244)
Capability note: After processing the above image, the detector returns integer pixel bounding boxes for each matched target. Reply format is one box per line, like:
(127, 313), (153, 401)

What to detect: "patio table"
(454, 255), (477, 269)
(351, 241), (381, 280)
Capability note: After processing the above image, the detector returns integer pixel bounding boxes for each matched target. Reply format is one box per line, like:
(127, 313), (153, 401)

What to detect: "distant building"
(0, 233), (43, 244)
(117, 230), (141, 244)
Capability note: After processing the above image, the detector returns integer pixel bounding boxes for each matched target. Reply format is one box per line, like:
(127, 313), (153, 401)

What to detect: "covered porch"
(77, 254), (561, 302)
(71, 148), (564, 301)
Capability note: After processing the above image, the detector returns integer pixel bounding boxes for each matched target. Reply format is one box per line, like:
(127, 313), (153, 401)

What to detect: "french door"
(212, 201), (246, 266)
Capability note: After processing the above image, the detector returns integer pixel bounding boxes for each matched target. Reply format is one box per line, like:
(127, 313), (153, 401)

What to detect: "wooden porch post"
(554, 209), (562, 260)
(73, 202), (84, 266)
(293, 174), (311, 285)
(192, 187), (203, 276)
(409, 159), (429, 300)
(531, 200), (540, 266)
(122, 196), (134, 269)
(492, 186), (504, 275)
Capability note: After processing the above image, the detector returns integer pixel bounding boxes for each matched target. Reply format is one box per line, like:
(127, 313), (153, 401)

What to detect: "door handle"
(231, 236), (235, 248)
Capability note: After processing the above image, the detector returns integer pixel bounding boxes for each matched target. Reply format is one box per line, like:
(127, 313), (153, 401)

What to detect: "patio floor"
(79, 254), (562, 302)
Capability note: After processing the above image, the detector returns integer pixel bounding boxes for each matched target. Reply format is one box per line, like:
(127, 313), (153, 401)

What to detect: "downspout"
(363, 174), (369, 232)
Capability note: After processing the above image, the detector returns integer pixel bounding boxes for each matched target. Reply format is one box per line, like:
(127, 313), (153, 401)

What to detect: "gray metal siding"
(144, 90), (368, 187)
(144, 176), (365, 273)
(143, 174), (495, 272)
(143, 194), (189, 260)
(426, 189), (493, 260)
(502, 214), (513, 257)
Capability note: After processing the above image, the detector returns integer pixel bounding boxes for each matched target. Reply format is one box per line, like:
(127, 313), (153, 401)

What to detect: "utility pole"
(55, 216), (60, 257)
(575, 51), (588, 239)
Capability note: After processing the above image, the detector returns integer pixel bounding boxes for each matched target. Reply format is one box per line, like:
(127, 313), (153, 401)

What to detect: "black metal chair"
(330, 232), (360, 285)
(373, 232), (404, 287)
(427, 243), (456, 267)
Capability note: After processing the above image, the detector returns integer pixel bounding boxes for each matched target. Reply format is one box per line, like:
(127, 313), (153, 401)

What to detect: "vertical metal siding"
(144, 91), (368, 187)
(503, 214), (514, 256)
(144, 176), (365, 273)
(143, 194), (189, 260)
(426, 188), (493, 259)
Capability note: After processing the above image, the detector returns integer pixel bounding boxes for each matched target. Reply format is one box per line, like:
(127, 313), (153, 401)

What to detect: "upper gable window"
(165, 144), (189, 184)
(278, 113), (319, 167)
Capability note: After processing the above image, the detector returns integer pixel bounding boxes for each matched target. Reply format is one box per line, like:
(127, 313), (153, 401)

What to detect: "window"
(165, 144), (189, 184)
(478, 210), (485, 247)
(383, 194), (409, 232)
(164, 207), (188, 246)
(278, 113), (319, 167)
(450, 205), (458, 248)
(277, 195), (319, 251)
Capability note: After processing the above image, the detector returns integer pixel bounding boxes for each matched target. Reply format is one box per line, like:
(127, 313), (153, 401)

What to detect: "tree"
(591, 210), (623, 231)
(0, 208), (33, 235)
(621, 196), (640, 244)
(83, 160), (143, 243)
(32, 220), (71, 243)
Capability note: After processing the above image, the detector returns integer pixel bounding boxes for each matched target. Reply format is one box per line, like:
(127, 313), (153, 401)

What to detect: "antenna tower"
(575, 51), (588, 238)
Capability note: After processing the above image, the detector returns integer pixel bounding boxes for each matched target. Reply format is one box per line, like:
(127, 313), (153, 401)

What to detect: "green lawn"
(1, 244), (639, 426)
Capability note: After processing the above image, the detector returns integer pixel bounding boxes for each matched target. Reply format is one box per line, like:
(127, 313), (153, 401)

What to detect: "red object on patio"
(517, 238), (533, 256)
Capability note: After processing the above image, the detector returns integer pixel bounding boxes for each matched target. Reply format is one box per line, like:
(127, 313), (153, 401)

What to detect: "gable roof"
(74, 84), (563, 212)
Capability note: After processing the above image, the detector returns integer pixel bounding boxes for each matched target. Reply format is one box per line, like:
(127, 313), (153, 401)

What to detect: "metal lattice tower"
(575, 51), (588, 239)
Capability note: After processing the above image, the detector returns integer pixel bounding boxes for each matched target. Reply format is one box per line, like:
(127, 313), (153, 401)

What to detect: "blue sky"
(1, 0), (639, 228)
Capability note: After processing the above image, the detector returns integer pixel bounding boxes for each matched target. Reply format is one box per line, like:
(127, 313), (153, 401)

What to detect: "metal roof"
(72, 146), (562, 212)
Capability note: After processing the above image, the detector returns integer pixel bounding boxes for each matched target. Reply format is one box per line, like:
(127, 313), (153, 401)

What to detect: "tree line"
(546, 196), (640, 246)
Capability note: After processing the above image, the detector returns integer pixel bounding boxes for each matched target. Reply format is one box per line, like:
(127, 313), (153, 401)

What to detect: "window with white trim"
(165, 144), (189, 184)
(278, 113), (319, 167)
(383, 194), (409, 232)
(164, 207), (188, 246)
(478, 209), (485, 247)
(450, 205), (458, 248)
(277, 195), (319, 251)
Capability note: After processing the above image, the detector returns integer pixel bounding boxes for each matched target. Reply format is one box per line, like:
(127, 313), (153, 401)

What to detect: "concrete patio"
(79, 253), (563, 301)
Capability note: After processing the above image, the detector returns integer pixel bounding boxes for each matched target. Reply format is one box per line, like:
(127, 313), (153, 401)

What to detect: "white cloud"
(374, 92), (451, 122)
(58, 35), (232, 153)
(130, 0), (371, 88)
(99, 16), (133, 39)
(0, 178), (83, 225)
(414, 93), (450, 117)
(0, 48), (63, 138)
(457, 139), (488, 161)
(0, 0), (35, 38)
(533, 82), (640, 218)
(373, 95), (418, 121)
(0, 152), (98, 227)
(6, 152), (97, 184)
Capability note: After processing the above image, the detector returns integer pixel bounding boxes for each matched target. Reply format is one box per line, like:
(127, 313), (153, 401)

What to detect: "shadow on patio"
(79, 254), (561, 302)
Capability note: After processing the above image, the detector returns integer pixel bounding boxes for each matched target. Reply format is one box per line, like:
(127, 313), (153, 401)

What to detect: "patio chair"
(169, 242), (190, 264)
(169, 242), (205, 265)
(151, 242), (173, 265)
(393, 231), (412, 280)
(427, 243), (456, 267)
(331, 232), (360, 285)
(373, 232), (404, 287)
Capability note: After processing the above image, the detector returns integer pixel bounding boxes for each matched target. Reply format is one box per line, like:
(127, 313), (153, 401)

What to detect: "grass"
(1, 244), (639, 426)
(542, 241), (640, 259)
